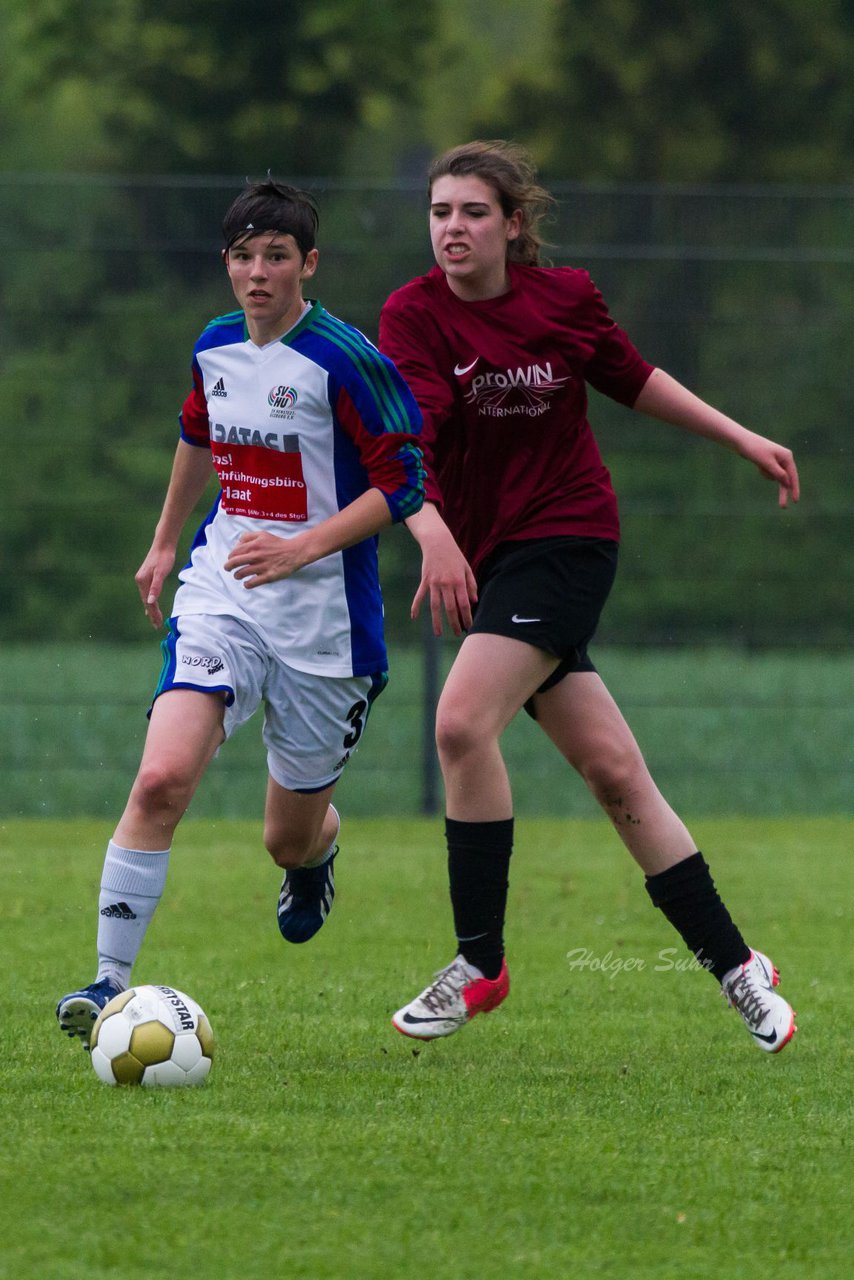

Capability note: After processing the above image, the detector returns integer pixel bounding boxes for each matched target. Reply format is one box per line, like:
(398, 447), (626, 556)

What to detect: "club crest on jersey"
(465, 361), (569, 417)
(268, 385), (298, 419)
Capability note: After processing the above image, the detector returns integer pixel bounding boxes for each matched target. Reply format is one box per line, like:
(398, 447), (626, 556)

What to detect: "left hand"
(633, 371), (800, 508)
(738, 432), (800, 508)
(224, 531), (308, 587)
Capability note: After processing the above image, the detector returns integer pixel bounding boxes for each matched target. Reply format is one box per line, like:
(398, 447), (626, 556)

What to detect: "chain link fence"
(2, 175), (852, 816)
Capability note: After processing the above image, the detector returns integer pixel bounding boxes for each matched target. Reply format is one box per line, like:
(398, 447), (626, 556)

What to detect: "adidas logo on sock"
(100, 901), (137, 920)
(210, 376), (227, 398)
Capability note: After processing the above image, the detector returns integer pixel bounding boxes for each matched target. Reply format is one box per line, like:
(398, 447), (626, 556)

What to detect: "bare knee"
(573, 738), (649, 807)
(129, 761), (196, 824)
(435, 705), (488, 767)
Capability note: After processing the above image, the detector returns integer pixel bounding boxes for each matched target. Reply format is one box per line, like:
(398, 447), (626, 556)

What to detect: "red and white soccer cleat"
(392, 954), (509, 1040)
(722, 949), (797, 1053)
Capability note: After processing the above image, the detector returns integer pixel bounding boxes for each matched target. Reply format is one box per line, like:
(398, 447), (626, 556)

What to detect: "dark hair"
(427, 140), (555, 266)
(222, 179), (319, 259)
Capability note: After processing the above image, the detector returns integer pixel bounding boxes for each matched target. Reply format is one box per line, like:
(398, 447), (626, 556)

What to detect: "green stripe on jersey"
(309, 311), (411, 435)
(280, 299), (321, 345)
(201, 309), (247, 338)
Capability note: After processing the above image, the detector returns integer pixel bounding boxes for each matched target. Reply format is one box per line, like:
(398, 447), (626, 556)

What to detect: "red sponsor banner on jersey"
(212, 442), (308, 521)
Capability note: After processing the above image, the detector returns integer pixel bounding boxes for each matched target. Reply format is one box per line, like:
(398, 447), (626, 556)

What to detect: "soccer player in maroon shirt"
(379, 140), (799, 1053)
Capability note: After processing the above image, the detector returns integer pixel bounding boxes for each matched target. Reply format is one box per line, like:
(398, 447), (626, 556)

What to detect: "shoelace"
(727, 972), (769, 1029)
(420, 962), (469, 1015)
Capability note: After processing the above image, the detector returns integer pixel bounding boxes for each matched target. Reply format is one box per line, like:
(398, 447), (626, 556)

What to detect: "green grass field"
(1, 815), (850, 1279)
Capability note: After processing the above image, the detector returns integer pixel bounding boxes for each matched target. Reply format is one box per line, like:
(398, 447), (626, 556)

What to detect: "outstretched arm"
(633, 368), (800, 508)
(136, 439), (215, 628)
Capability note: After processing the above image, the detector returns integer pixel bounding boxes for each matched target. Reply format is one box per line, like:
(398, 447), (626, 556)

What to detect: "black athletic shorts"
(468, 536), (619, 713)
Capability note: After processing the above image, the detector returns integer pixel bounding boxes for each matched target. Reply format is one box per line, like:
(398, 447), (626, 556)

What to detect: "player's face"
(429, 175), (522, 301)
(224, 232), (318, 344)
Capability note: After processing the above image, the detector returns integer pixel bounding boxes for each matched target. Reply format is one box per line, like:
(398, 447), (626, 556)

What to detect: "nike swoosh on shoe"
(401, 1011), (457, 1025)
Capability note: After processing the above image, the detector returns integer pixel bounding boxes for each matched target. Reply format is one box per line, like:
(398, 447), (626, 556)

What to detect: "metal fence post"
(421, 609), (441, 815)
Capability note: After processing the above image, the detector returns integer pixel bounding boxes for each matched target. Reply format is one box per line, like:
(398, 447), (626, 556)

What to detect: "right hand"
(134, 545), (176, 629)
(412, 530), (478, 637)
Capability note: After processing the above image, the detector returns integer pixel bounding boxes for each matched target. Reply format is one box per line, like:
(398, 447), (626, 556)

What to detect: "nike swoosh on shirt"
(511, 614), (541, 624)
(453, 358), (479, 376)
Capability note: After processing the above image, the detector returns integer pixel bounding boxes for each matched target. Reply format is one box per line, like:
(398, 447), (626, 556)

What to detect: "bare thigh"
(114, 688), (227, 849)
(436, 632), (559, 820)
(438, 632), (559, 741)
(532, 671), (646, 771)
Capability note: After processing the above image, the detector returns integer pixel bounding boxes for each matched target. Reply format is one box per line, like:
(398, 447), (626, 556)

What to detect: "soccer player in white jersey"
(57, 180), (424, 1045)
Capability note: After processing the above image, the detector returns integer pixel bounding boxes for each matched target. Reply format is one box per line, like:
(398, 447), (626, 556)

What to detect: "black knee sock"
(644, 851), (750, 983)
(446, 817), (513, 980)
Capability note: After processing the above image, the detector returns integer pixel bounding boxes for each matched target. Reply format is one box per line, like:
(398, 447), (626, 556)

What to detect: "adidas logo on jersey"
(210, 377), (228, 398)
(100, 901), (138, 920)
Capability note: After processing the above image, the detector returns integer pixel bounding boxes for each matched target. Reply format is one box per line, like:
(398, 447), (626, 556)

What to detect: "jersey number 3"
(343, 699), (368, 750)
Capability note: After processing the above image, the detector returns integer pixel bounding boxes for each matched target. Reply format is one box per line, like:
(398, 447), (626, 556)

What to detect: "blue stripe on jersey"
(195, 311), (247, 353)
(311, 313), (411, 434)
(329, 422), (386, 672)
(341, 540), (385, 674)
(183, 492), (222, 572)
(290, 307), (421, 439)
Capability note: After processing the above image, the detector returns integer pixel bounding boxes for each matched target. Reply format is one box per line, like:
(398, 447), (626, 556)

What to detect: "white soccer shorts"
(153, 613), (387, 792)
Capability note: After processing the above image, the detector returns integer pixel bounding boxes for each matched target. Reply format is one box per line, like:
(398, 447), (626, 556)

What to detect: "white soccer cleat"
(392, 954), (509, 1041)
(722, 949), (797, 1053)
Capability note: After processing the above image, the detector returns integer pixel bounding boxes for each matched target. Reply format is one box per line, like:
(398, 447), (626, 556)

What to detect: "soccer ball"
(90, 985), (214, 1087)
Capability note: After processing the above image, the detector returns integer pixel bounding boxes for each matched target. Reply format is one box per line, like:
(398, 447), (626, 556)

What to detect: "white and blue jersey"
(176, 300), (423, 677)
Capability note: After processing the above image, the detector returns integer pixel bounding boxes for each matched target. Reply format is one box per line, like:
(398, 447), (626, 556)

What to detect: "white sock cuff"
(101, 841), (170, 898)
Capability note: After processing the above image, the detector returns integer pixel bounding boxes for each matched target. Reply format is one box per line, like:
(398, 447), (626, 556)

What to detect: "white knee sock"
(96, 841), (170, 989)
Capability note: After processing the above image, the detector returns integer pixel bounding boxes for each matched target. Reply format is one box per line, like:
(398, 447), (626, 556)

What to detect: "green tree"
(492, 0), (854, 181)
(11, 0), (436, 175)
